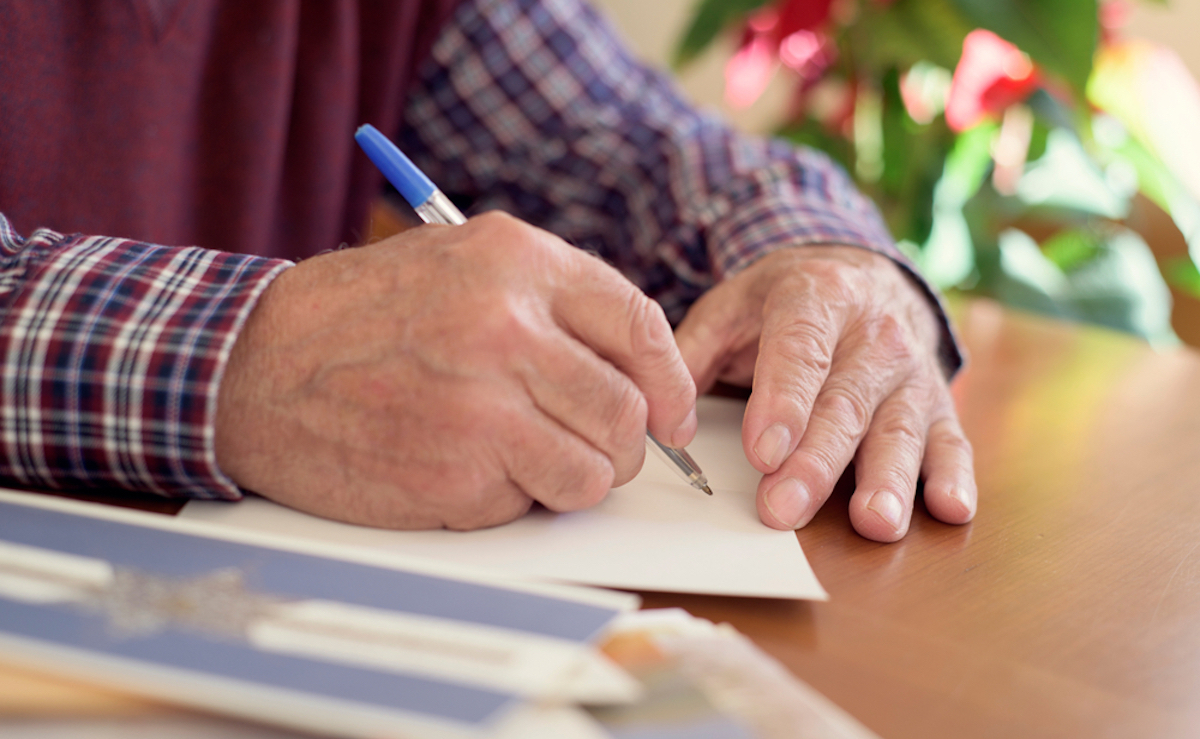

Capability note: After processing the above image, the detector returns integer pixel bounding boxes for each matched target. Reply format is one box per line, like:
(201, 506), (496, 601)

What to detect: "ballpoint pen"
(354, 123), (714, 496)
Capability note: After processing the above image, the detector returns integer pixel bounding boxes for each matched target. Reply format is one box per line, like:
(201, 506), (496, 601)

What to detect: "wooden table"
(6, 299), (1200, 738)
(644, 299), (1200, 739)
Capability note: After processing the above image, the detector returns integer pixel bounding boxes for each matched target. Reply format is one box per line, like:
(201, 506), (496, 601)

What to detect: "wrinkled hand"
(675, 246), (975, 542)
(215, 212), (697, 530)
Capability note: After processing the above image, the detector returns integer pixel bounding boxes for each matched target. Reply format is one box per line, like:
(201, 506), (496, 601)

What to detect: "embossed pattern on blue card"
(0, 495), (628, 736)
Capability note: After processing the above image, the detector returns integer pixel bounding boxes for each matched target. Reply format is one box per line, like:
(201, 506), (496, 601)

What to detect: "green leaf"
(992, 228), (1069, 316)
(1167, 257), (1200, 299)
(850, 0), (976, 74)
(1060, 227), (1177, 345)
(937, 122), (996, 208)
(1026, 117), (1050, 162)
(880, 69), (910, 194)
(911, 122), (996, 289)
(672, 0), (772, 68)
(1017, 129), (1130, 219)
(951, 0), (1099, 96)
(920, 208), (977, 288)
(1102, 135), (1175, 213)
(877, 68), (953, 246)
(992, 226), (1178, 345)
(1041, 228), (1100, 271)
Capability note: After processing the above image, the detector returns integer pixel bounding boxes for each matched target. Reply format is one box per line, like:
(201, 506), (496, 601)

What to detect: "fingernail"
(951, 487), (976, 518)
(754, 423), (792, 470)
(764, 477), (810, 529)
(671, 407), (698, 448)
(867, 490), (903, 531)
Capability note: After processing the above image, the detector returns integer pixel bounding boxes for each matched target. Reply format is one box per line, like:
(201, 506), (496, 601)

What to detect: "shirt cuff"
(0, 224), (291, 499)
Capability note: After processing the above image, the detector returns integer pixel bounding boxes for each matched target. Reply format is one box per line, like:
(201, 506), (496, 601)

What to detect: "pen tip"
(702, 484), (713, 496)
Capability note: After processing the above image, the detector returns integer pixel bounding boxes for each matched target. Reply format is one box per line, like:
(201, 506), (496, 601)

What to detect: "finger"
(553, 253), (697, 448)
(674, 283), (757, 394)
(742, 291), (843, 475)
(920, 413), (977, 525)
(846, 387), (932, 542)
(755, 341), (904, 530)
(674, 303), (727, 395)
(284, 458), (534, 532)
(502, 403), (619, 514)
(519, 326), (651, 486)
(439, 480), (536, 531)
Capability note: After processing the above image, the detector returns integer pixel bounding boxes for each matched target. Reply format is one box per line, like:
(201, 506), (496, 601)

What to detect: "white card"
(182, 397), (826, 600)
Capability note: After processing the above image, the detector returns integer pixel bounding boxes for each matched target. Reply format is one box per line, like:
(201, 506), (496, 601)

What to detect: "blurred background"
(591, 1), (1199, 131)
(590, 0), (1200, 348)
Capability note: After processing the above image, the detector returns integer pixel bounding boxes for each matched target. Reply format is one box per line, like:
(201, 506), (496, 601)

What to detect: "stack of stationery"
(0, 490), (636, 738)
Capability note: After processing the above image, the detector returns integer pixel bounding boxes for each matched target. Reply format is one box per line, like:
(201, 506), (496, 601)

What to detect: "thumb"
(674, 281), (760, 395)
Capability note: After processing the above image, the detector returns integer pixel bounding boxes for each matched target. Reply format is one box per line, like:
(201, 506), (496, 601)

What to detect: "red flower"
(945, 30), (1041, 132)
(725, 0), (836, 108)
(773, 0), (834, 41)
(1099, 0), (1131, 44)
(725, 24), (779, 108)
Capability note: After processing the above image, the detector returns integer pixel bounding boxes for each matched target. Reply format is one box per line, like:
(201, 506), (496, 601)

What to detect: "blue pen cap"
(354, 124), (436, 208)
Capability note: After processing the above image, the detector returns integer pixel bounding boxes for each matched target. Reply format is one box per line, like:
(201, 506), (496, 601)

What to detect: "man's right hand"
(214, 212), (698, 530)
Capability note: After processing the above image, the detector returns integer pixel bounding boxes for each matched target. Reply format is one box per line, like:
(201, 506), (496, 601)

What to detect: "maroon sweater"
(0, 0), (460, 260)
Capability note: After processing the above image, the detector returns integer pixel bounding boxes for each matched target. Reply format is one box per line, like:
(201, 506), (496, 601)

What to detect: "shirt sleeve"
(399, 0), (962, 375)
(0, 213), (291, 499)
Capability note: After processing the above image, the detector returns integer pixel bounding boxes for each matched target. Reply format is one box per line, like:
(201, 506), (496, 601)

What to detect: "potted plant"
(675, 0), (1200, 344)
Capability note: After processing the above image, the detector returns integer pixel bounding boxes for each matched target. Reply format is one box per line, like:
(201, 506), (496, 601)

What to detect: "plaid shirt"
(0, 0), (959, 500)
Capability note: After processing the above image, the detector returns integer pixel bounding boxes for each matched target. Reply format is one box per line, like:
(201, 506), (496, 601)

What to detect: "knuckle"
(476, 299), (539, 364)
(609, 448), (643, 488)
(473, 209), (519, 233)
(605, 379), (649, 451)
(786, 257), (864, 309)
(863, 313), (917, 366)
(821, 383), (874, 439)
(800, 443), (847, 488)
(626, 292), (674, 358)
(770, 321), (835, 379)
(484, 295), (523, 330)
(579, 467), (615, 507)
(548, 456), (613, 512)
(871, 412), (926, 458)
(472, 211), (537, 257)
(443, 464), (497, 506)
(445, 489), (533, 531)
(931, 421), (974, 458)
(875, 469), (918, 498)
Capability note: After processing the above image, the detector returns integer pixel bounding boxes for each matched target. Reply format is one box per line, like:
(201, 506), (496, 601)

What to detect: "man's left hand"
(674, 246), (976, 542)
